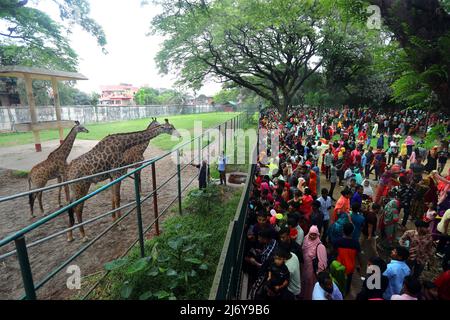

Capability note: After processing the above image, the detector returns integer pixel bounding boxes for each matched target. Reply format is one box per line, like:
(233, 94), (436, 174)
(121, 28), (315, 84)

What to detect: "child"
(264, 248), (291, 300)
(423, 202), (437, 224)
(399, 220), (433, 279)
(300, 187), (314, 221)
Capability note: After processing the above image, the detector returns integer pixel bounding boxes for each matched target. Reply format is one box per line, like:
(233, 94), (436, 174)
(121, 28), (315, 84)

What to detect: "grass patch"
(0, 112), (240, 149)
(11, 170), (29, 178)
(83, 184), (243, 300)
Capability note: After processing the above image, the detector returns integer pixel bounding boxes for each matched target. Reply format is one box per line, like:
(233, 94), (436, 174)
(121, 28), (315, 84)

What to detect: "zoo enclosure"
(0, 104), (228, 131)
(0, 111), (254, 300)
(209, 113), (260, 300)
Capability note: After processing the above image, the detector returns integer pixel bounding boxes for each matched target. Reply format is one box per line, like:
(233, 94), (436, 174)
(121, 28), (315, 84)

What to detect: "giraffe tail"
(28, 177), (34, 216)
(68, 206), (75, 226)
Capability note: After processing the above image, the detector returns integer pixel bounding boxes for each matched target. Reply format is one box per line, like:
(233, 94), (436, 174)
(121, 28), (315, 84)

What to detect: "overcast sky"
(35, 0), (222, 96)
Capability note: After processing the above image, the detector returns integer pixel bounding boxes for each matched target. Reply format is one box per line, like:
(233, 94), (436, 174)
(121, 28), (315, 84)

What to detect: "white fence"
(0, 104), (221, 131)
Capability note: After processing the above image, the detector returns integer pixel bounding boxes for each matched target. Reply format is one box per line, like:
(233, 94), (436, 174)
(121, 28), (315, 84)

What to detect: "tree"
(0, 0), (106, 70)
(90, 92), (100, 106)
(1, 0), (106, 106)
(135, 87), (160, 105)
(213, 88), (239, 105)
(348, 0), (450, 114)
(151, 0), (345, 120)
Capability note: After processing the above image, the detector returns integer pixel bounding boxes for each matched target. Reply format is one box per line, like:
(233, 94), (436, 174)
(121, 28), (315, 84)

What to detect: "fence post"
(15, 236), (36, 300)
(198, 136), (202, 165)
(134, 172), (145, 258)
(218, 124), (221, 154)
(207, 131), (210, 169)
(151, 162), (159, 236)
(177, 149), (182, 215)
(224, 121), (227, 154)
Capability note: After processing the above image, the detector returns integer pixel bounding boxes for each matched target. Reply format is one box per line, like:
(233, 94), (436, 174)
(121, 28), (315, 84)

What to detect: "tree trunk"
(277, 102), (289, 122)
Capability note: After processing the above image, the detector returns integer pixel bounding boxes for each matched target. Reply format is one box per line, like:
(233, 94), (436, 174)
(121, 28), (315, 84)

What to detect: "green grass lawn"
(0, 112), (240, 150)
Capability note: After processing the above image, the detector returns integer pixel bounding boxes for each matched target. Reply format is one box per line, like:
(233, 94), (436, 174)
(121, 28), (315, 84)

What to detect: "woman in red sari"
(374, 167), (400, 204)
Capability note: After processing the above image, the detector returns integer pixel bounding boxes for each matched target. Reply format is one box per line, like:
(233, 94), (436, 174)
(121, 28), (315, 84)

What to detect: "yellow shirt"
(437, 209), (450, 236)
(400, 143), (407, 156)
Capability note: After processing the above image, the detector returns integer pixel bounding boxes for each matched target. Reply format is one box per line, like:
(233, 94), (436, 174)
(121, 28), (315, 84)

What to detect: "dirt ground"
(0, 142), (217, 300)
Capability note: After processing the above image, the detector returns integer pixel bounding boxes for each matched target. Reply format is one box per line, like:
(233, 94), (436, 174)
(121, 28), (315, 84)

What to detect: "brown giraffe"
(118, 117), (159, 193)
(28, 121), (89, 217)
(65, 119), (180, 242)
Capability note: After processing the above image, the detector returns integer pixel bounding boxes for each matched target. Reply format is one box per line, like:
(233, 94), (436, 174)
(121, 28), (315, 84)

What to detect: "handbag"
(312, 242), (322, 275)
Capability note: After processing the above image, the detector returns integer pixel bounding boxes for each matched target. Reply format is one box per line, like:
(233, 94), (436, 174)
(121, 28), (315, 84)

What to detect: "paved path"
(0, 140), (98, 171)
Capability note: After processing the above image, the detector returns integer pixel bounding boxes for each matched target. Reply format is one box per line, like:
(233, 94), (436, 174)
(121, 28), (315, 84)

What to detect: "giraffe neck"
(49, 127), (78, 160)
(114, 125), (166, 151)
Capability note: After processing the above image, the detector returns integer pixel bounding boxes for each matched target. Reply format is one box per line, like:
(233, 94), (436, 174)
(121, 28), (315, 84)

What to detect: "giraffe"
(28, 121), (89, 217)
(119, 117), (159, 194)
(65, 119), (180, 242)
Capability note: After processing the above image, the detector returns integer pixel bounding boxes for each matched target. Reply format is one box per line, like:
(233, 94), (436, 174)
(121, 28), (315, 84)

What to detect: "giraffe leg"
(38, 191), (44, 215)
(29, 192), (36, 218)
(63, 182), (70, 206)
(67, 184), (89, 242)
(75, 202), (88, 242)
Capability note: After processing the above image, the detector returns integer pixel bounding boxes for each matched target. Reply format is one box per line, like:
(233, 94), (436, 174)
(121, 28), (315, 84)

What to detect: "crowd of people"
(243, 107), (450, 300)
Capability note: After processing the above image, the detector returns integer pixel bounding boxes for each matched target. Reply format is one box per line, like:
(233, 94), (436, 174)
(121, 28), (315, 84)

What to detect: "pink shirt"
(391, 294), (418, 300)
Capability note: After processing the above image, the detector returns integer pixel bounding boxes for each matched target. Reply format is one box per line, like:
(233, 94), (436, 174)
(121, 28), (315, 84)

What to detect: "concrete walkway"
(0, 139), (99, 171)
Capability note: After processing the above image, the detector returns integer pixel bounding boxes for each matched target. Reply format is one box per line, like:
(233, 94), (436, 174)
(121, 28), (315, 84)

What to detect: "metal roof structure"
(0, 66), (88, 151)
(0, 65), (88, 81)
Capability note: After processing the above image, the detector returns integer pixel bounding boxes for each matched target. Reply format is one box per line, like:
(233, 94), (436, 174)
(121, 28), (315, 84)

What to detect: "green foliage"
(425, 124), (450, 149)
(183, 184), (221, 215)
(213, 88), (239, 105)
(0, 0), (106, 70)
(134, 87), (186, 105)
(11, 170), (29, 178)
(0, 112), (239, 148)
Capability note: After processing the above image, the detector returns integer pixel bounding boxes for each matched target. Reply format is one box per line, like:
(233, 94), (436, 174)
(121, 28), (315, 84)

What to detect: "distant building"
(220, 101), (238, 112)
(186, 94), (214, 106)
(99, 84), (139, 106)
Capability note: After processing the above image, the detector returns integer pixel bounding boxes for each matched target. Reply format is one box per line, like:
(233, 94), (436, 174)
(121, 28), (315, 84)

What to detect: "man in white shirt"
(344, 166), (354, 186)
(285, 250), (301, 298)
(317, 188), (332, 243)
(312, 272), (343, 300)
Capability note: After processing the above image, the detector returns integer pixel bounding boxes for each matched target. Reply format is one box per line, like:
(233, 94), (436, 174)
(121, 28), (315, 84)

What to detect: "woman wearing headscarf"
(372, 123), (378, 138)
(405, 136), (415, 156)
(425, 146), (439, 173)
(362, 179), (374, 199)
(301, 225), (327, 300)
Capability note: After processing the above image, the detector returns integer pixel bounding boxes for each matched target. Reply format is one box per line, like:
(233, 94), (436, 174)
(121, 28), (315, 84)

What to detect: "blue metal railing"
(0, 111), (253, 299)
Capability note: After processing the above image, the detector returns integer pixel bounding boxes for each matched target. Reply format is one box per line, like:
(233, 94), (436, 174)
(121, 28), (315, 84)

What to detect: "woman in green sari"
(380, 192), (400, 248)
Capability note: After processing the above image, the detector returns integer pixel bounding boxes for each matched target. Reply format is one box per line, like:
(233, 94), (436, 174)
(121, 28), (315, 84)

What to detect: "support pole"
(51, 77), (64, 144)
(24, 74), (41, 152)
(151, 163), (159, 236)
(177, 150), (182, 215)
(133, 172), (145, 258)
(15, 236), (36, 300)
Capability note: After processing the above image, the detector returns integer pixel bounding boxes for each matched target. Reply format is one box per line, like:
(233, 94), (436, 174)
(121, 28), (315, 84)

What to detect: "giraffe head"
(162, 118), (181, 138)
(147, 117), (159, 129)
(74, 120), (89, 134)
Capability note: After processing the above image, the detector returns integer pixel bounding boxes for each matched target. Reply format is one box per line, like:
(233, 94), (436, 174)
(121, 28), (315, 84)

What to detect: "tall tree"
(349, 0), (450, 113)
(151, 0), (345, 120)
